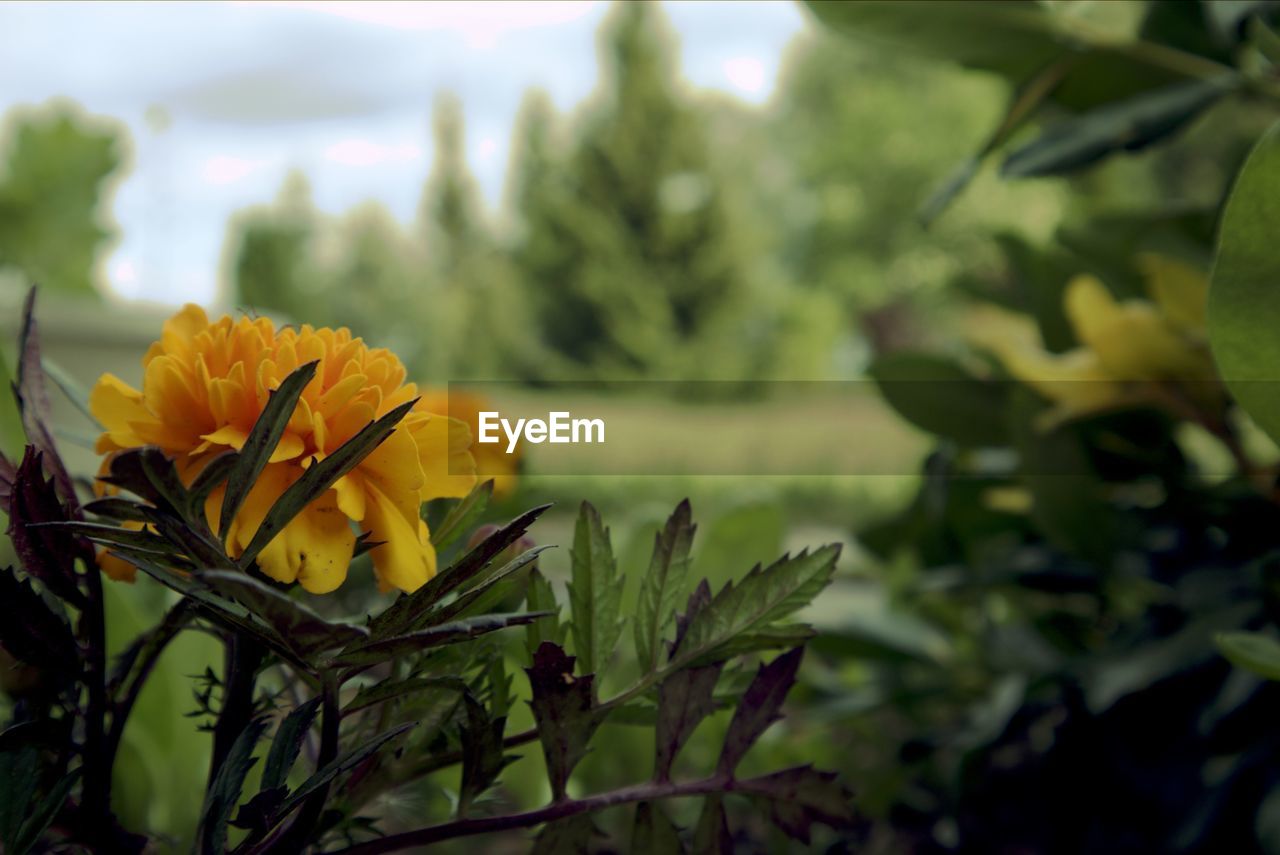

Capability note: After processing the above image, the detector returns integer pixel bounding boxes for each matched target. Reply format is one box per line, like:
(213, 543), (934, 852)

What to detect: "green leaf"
(1208, 119), (1280, 445)
(0, 745), (38, 853)
(693, 793), (732, 855)
(274, 722), (415, 820)
(14, 767), (78, 855)
(635, 500), (695, 674)
(332, 613), (547, 669)
(1001, 76), (1236, 178)
(1216, 631), (1280, 680)
(429, 479), (494, 548)
(525, 568), (562, 660)
(199, 570), (368, 657)
(870, 352), (1010, 446)
(458, 694), (512, 816)
(567, 501), (624, 679)
(261, 698), (321, 792)
(369, 504), (551, 640)
(199, 718), (267, 855)
(219, 360), (318, 542)
(632, 801), (685, 855)
(344, 675), (468, 716)
(239, 397), (416, 567)
(531, 814), (600, 855)
(677, 545), (840, 669)
(428, 545), (553, 625)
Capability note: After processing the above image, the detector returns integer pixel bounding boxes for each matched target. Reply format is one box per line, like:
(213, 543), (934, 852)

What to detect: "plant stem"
(208, 633), (265, 791)
(78, 554), (111, 843)
(104, 600), (192, 774)
(322, 775), (753, 854)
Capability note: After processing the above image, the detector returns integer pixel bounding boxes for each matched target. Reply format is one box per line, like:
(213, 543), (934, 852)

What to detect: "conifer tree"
(510, 0), (757, 380)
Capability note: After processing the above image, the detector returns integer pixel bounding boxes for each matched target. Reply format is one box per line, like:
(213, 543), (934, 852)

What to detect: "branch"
(323, 776), (735, 855)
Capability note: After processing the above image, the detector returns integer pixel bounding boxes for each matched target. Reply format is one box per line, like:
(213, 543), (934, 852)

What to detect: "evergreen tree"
(420, 92), (482, 276)
(510, 0), (760, 380)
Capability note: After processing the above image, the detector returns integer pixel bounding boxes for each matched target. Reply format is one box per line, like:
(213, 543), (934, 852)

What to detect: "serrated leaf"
(344, 675), (468, 717)
(273, 722), (416, 820)
(370, 504), (551, 640)
(0, 745), (38, 853)
(635, 500), (695, 675)
(655, 582), (722, 781)
(567, 502), (624, 680)
(200, 718), (267, 855)
(692, 793), (733, 855)
(7, 447), (90, 605)
(332, 613), (546, 669)
(632, 801), (685, 855)
(218, 360), (317, 542)
(428, 545), (553, 625)
(14, 289), (76, 506)
(13, 767), (78, 855)
(239, 397), (415, 567)
(677, 546), (839, 669)
(458, 694), (512, 816)
(525, 642), (601, 801)
(199, 570), (367, 657)
(261, 697), (321, 792)
(430, 479), (493, 548)
(716, 647), (803, 776)
(740, 765), (855, 844)
(1216, 631), (1280, 680)
(525, 568), (562, 661)
(531, 814), (600, 855)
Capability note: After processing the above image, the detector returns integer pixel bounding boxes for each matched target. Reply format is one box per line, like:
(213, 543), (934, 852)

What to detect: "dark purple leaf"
(525, 642), (601, 801)
(716, 647), (804, 777)
(655, 582), (722, 781)
(14, 289), (77, 506)
(0, 566), (80, 678)
(739, 765), (856, 844)
(0, 451), (14, 507)
(7, 448), (89, 605)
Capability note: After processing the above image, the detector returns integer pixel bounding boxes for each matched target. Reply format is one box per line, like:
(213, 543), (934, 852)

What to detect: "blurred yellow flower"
(90, 305), (476, 594)
(417, 389), (522, 499)
(972, 256), (1220, 426)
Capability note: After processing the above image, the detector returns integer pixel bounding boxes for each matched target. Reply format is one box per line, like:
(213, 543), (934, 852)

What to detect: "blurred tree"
(0, 103), (126, 296)
(509, 0), (762, 380)
(229, 170), (318, 319)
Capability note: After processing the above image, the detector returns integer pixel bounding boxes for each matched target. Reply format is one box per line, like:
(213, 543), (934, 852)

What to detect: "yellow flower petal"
(364, 481), (435, 593)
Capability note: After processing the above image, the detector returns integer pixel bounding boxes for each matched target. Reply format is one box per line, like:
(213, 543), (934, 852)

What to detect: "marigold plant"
(89, 305), (476, 593)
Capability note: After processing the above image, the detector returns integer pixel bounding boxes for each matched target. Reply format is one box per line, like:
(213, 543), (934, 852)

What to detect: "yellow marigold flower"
(972, 256), (1219, 426)
(417, 389), (522, 499)
(89, 305), (476, 594)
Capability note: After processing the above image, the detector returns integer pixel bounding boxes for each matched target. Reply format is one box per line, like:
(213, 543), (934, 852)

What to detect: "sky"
(0, 1), (810, 305)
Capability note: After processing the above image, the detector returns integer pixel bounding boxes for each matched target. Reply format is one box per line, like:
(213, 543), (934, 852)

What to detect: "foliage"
(0, 291), (851, 851)
(802, 2), (1280, 851)
(0, 102), (127, 296)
